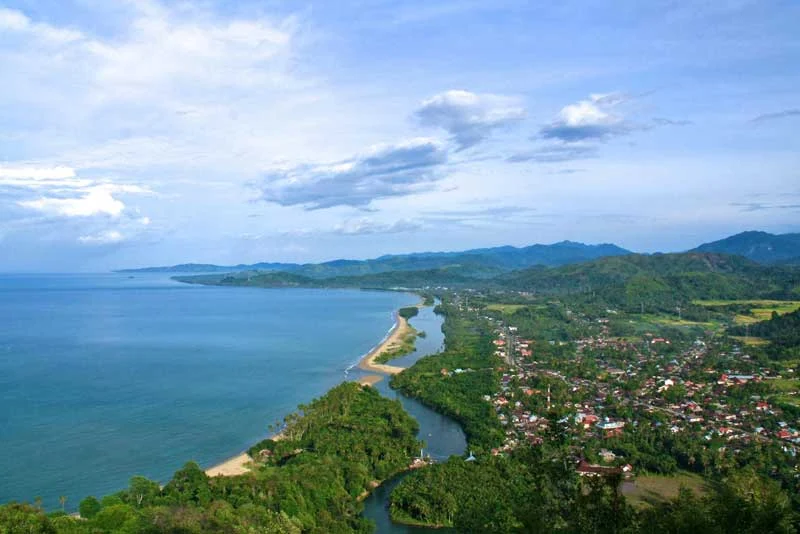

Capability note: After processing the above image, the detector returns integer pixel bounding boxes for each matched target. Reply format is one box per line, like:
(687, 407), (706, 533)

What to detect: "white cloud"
(18, 186), (127, 217)
(259, 137), (448, 209)
(333, 217), (422, 235)
(78, 230), (125, 245)
(0, 7), (83, 43)
(0, 1), (308, 176)
(415, 90), (525, 149)
(540, 93), (633, 142)
(0, 165), (95, 188)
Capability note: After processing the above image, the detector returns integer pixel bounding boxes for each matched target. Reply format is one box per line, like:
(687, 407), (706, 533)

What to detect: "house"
(576, 459), (622, 477)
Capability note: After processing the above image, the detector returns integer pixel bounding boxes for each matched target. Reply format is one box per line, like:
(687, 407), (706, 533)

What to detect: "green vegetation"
(621, 472), (706, 507)
(0, 382), (420, 533)
(486, 303), (526, 314)
(389, 448), (793, 533)
(390, 450), (584, 531)
(391, 303), (504, 450)
(179, 253), (800, 320)
(398, 306), (419, 320)
(694, 299), (800, 325)
(730, 309), (800, 359)
(690, 230), (800, 264)
(497, 253), (799, 314)
(373, 328), (418, 364)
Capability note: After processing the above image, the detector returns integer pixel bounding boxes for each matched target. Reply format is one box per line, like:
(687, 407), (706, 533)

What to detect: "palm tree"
(34, 496), (42, 510)
(59, 495), (67, 512)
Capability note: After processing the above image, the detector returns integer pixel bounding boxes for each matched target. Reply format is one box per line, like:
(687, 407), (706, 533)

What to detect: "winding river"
(359, 303), (465, 533)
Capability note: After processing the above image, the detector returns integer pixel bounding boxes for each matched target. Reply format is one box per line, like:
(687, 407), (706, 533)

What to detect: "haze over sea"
(0, 274), (419, 510)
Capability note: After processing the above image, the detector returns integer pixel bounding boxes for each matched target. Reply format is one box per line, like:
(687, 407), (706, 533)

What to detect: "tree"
(58, 495), (67, 512)
(126, 476), (161, 507)
(78, 496), (102, 519)
(0, 503), (55, 533)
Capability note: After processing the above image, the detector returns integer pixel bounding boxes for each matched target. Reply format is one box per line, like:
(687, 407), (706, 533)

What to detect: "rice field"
(692, 299), (800, 324)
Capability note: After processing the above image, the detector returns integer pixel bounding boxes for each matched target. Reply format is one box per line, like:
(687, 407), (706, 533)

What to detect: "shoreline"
(205, 452), (253, 477)
(206, 303), (422, 477)
(358, 312), (416, 375)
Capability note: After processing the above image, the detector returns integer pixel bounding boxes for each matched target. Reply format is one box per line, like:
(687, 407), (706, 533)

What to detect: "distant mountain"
(691, 231), (800, 264)
(178, 252), (800, 315)
(119, 240), (632, 277)
(118, 262), (299, 274)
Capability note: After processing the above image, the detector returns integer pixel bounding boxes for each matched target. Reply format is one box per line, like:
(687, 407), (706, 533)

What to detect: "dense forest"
(390, 447), (795, 533)
(0, 383), (420, 533)
(729, 309), (800, 358)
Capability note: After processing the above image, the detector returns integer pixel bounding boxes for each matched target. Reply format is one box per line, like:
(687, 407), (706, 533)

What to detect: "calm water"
(0, 273), (419, 510)
(361, 302), (466, 534)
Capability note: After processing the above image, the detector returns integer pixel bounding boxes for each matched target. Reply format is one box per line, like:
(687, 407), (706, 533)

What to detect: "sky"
(0, 0), (798, 271)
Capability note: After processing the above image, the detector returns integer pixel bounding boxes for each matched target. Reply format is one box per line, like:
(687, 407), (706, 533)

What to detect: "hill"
(121, 240), (631, 277)
(691, 231), (800, 264)
(177, 252), (800, 315)
(496, 252), (800, 312)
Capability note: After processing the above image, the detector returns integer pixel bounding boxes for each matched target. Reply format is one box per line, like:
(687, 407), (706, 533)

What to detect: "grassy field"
(730, 335), (770, 346)
(774, 394), (800, 407)
(769, 378), (800, 393)
(640, 314), (718, 328)
(693, 300), (800, 325)
(485, 303), (526, 314)
(621, 472), (707, 507)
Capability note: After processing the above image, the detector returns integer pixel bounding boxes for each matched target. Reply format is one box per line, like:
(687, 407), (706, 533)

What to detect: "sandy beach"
(207, 306), (420, 477)
(357, 374), (385, 386)
(358, 311), (416, 375)
(205, 452), (252, 477)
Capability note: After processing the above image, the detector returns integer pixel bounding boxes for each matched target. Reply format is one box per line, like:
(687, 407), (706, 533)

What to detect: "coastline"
(358, 312), (415, 375)
(205, 452), (252, 477)
(206, 304), (420, 478)
(205, 429), (286, 477)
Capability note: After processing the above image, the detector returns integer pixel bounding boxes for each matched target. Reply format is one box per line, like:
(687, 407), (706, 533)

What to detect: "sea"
(0, 273), (431, 510)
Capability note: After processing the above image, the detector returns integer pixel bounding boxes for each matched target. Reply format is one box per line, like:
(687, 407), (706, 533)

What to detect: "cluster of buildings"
(477, 305), (800, 470)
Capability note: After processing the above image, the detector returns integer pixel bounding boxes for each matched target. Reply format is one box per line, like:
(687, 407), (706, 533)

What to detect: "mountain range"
(119, 240), (631, 277)
(120, 231), (800, 276)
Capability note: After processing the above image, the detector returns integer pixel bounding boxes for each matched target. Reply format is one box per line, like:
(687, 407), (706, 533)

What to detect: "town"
(447, 294), (800, 480)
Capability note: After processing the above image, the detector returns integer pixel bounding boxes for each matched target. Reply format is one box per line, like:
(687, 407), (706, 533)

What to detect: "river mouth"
(358, 304), (466, 533)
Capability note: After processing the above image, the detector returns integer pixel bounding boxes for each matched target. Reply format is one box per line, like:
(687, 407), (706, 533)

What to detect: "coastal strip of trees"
(0, 382), (421, 533)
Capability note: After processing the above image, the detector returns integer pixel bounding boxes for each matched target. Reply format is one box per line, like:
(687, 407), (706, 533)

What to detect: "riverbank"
(359, 313), (416, 375)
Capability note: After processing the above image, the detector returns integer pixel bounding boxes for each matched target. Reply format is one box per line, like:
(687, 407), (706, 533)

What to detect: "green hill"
(691, 231), (800, 264)
(496, 253), (800, 312)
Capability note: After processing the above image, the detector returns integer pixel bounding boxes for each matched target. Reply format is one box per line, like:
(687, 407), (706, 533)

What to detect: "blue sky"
(0, 0), (798, 270)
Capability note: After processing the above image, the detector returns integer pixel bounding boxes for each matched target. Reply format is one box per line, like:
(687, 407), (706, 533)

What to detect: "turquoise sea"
(0, 274), (426, 510)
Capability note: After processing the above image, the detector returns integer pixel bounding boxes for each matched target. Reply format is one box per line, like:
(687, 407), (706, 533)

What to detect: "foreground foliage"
(391, 449), (796, 533)
(0, 383), (420, 533)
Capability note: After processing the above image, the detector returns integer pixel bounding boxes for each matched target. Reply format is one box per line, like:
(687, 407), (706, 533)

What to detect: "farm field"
(621, 472), (707, 507)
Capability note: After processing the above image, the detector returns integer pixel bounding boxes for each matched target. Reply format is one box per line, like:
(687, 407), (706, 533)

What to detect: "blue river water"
(0, 273), (424, 510)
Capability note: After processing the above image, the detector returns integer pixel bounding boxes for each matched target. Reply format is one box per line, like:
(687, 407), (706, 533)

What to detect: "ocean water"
(0, 273), (419, 510)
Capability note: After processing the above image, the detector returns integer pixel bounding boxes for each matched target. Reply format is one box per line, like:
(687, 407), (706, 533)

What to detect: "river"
(358, 303), (465, 533)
